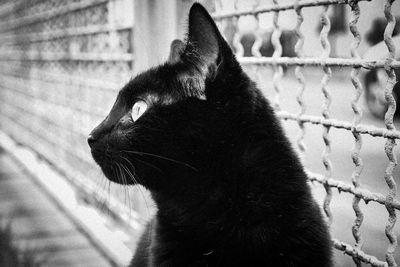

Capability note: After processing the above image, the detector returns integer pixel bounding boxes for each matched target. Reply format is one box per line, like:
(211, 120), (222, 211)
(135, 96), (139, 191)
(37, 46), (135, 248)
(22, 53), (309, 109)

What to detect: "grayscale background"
(0, 0), (399, 266)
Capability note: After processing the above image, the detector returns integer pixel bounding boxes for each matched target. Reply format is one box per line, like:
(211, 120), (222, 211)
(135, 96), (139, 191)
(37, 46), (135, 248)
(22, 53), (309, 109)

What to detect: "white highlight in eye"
(131, 100), (148, 122)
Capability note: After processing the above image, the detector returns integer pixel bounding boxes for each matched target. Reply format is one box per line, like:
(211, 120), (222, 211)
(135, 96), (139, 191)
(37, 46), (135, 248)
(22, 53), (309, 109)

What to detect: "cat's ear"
(184, 3), (232, 72)
(168, 39), (185, 64)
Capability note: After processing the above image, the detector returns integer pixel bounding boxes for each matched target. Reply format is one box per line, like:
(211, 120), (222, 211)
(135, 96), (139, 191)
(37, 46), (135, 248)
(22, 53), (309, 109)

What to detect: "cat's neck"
(151, 168), (279, 242)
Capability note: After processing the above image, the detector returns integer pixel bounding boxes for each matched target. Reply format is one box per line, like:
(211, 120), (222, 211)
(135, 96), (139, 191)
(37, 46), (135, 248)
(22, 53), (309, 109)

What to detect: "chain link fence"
(0, 0), (399, 266)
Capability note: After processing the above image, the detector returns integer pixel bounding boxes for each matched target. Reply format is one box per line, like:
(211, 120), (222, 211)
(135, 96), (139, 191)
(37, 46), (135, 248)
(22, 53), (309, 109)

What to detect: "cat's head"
(88, 3), (254, 192)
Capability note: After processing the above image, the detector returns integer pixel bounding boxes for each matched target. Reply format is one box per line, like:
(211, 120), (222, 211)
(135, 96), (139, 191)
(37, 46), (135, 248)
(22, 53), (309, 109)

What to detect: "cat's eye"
(131, 101), (148, 122)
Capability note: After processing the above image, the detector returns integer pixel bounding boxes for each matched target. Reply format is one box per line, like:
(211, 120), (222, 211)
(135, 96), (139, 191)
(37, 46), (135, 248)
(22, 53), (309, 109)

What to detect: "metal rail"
(278, 111), (400, 139)
(0, 51), (134, 61)
(212, 0), (371, 20)
(0, 0), (110, 33)
(0, 24), (131, 44)
(238, 57), (400, 69)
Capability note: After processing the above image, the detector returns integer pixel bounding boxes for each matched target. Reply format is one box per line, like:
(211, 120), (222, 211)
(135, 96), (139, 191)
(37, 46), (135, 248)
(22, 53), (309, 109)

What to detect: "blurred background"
(0, 0), (399, 266)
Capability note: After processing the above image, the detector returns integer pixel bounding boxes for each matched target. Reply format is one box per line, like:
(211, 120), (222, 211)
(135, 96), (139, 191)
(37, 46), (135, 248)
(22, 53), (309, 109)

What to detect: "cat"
(88, 3), (333, 267)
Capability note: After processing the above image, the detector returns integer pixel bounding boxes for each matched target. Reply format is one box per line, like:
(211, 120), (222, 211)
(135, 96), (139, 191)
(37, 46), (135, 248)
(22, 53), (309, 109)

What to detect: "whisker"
(121, 163), (138, 189)
(100, 164), (116, 215)
(115, 162), (128, 205)
(116, 162), (127, 206)
(118, 158), (151, 218)
(121, 154), (164, 175)
(119, 161), (136, 184)
(115, 162), (126, 203)
(119, 155), (144, 184)
(120, 156), (136, 173)
(121, 150), (198, 171)
(118, 162), (133, 212)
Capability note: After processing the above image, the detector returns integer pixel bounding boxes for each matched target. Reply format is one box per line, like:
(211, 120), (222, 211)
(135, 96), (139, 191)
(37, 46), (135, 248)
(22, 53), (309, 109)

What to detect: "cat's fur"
(88, 3), (332, 267)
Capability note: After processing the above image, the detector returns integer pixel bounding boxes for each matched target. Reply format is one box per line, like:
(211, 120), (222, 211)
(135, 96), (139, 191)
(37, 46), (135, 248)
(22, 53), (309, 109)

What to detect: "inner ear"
(185, 3), (229, 68)
(168, 39), (185, 64)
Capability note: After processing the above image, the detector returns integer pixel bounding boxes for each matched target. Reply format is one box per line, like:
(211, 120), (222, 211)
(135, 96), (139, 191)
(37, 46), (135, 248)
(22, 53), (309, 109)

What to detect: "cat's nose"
(87, 134), (96, 148)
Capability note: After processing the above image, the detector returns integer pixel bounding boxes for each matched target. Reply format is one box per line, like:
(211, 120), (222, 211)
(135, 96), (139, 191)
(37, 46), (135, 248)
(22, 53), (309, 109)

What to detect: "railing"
(212, 0), (399, 266)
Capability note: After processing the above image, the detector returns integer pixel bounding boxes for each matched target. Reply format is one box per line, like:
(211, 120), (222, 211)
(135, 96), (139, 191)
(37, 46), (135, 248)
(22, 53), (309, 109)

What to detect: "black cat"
(88, 3), (332, 267)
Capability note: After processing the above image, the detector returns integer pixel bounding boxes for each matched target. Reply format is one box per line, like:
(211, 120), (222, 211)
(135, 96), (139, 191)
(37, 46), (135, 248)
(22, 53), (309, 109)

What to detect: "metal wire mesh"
(213, 0), (399, 266)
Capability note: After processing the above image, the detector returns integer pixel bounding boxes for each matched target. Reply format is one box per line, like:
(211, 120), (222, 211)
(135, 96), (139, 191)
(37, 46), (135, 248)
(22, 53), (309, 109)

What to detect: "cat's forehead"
(121, 65), (204, 105)
(128, 66), (179, 92)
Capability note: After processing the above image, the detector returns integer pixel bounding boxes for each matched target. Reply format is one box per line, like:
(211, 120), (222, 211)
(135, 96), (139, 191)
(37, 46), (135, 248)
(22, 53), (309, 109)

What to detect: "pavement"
(0, 146), (113, 267)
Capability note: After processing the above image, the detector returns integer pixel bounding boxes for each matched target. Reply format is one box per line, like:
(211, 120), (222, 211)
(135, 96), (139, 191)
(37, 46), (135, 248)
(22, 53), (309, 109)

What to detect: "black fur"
(89, 3), (332, 267)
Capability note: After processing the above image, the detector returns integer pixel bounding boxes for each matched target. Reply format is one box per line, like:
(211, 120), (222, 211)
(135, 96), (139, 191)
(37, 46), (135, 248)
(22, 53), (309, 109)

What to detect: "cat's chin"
(90, 146), (137, 185)
(101, 163), (137, 185)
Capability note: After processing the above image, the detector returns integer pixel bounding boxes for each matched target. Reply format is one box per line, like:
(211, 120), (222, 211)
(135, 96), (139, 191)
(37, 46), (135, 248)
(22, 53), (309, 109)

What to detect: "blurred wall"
(0, 0), (140, 213)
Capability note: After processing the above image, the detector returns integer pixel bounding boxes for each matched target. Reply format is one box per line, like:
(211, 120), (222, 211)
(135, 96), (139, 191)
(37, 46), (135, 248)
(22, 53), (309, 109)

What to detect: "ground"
(0, 147), (113, 267)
